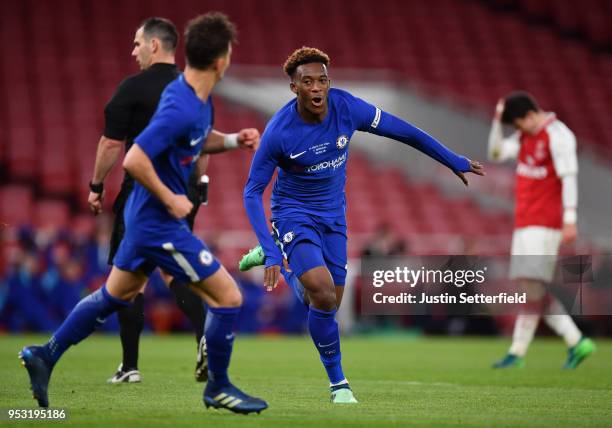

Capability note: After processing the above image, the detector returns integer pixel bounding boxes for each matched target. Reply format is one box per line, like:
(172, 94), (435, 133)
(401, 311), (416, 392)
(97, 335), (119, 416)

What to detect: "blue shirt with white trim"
(244, 88), (471, 267)
(124, 74), (214, 240)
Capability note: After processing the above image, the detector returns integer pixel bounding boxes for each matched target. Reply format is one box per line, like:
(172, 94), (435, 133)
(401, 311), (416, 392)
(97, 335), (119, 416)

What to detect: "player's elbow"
(243, 180), (263, 203)
(123, 144), (150, 175)
(243, 189), (256, 213)
(122, 149), (138, 174)
(242, 186), (252, 202)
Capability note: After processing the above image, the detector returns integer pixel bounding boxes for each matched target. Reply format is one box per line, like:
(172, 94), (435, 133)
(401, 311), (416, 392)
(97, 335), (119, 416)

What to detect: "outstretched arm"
(201, 129), (260, 154)
(369, 110), (484, 185)
(348, 92), (483, 184)
(370, 110), (484, 184)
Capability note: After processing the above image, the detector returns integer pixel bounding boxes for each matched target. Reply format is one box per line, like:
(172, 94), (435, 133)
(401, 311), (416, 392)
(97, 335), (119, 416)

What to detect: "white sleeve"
(487, 119), (520, 163)
(549, 122), (579, 224)
(561, 175), (578, 224)
(549, 122), (578, 177)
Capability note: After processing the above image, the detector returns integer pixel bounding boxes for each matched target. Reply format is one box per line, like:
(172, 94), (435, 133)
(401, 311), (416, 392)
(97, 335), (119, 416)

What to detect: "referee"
(88, 17), (209, 384)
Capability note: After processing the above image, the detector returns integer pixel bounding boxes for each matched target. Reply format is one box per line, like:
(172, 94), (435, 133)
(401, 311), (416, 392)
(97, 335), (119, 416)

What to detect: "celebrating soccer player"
(88, 17), (211, 385)
(488, 92), (595, 369)
(242, 47), (484, 403)
(19, 13), (268, 414)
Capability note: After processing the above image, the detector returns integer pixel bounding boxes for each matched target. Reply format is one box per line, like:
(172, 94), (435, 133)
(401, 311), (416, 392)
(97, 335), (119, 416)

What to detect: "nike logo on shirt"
(289, 151), (307, 159)
(190, 136), (203, 146)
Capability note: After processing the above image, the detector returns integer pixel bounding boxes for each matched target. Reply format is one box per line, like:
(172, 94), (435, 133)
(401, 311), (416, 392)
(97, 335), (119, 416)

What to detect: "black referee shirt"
(103, 63), (179, 192)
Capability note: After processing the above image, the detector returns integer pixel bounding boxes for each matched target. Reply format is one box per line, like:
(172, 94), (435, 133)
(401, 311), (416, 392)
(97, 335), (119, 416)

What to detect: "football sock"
(117, 292), (144, 370)
(169, 279), (205, 343)
(508, 314), (540, 357)
(205, 306), (240, 387)
(330, 379), (349, 387)
(44, 285), (130, 366)
(308, 307), (345, 384)
(543, 296), (581, 348)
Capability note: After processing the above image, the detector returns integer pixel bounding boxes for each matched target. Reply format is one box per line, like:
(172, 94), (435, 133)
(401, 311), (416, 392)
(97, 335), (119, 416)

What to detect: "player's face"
(513, 111), (538, 134)
(132, 27), (153, 70)
(291, 63), (331, 117)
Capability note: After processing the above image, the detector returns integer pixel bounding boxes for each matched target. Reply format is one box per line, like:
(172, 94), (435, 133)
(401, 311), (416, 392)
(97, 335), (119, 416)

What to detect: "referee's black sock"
(117, 292), (144, 370)
(169, 279), (205, 343)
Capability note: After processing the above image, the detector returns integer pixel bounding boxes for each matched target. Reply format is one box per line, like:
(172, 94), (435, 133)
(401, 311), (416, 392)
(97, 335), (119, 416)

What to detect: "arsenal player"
(488, 92), (595, 369)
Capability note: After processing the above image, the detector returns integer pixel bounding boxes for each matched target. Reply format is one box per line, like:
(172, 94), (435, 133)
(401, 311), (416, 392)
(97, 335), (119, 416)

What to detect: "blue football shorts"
(271, 214), (347, 286)
(113, 226), (221, 283)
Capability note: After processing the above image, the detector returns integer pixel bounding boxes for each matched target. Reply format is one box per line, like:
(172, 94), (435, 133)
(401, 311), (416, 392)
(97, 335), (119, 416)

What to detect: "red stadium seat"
(34, 199), (71, 230)
(0, 185), (34, 226)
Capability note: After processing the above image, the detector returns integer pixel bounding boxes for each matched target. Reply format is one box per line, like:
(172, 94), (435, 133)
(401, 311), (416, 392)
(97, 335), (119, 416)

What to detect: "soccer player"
(488, 92), (595, 369)
(88, 17), (211, 384)
(242, 47), (484, 403)
(20, 13), (268, 414)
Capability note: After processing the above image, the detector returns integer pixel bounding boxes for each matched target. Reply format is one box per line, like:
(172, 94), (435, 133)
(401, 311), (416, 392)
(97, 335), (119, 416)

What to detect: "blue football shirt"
(249, 88), (371, 219)
(244, 88), (471, 267)
(124, 74), (213, 240)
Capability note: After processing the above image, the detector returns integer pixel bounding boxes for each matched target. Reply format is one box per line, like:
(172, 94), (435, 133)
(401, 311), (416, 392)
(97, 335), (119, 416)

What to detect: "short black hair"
(184, 12), (237, 70)
(501, 91), (540, 124)
(283, 47), (330, 78)
(140, 17), (178, 52)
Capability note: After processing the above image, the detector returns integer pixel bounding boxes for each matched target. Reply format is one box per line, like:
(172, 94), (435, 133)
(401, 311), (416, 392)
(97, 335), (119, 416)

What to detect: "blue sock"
(205, 306), (240, 387)
(281, 266), (305, 305)
(308, 307), (345, 384)
(43, 285), (129, 365)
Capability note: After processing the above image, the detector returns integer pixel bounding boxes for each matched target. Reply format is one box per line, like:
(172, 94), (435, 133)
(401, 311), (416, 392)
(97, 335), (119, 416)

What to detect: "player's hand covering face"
(455, 160), (485, 186)
(237, 128), (260, 151)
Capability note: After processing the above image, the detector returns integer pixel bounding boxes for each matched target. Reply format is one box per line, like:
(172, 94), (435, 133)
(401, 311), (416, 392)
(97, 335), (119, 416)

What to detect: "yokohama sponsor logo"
(517, 162), (547, 179)
(306, 153), (347, 173)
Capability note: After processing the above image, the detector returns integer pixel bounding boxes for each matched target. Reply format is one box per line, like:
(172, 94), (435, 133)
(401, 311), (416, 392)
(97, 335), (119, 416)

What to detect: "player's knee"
(225, 289), (243, 308)
(300, 268), (336, 310)
(308, 286), (337, 311)
(217, 282), (243, 307)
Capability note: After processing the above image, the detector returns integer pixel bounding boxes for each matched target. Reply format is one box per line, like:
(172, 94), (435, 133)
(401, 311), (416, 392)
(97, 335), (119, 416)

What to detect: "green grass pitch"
(1, 334), (610, 427)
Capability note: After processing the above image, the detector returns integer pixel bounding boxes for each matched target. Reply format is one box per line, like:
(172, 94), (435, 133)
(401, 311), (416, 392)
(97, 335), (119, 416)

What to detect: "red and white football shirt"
(492, 114), (578, 230)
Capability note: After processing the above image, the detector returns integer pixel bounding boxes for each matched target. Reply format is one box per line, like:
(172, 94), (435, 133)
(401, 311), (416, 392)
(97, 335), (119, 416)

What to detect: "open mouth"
(311, 96), (323, 108)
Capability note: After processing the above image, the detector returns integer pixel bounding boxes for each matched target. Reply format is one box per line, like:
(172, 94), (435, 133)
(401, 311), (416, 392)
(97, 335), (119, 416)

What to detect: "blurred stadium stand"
(1, 0), (610, 334)
(490, 0), (611, 50)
